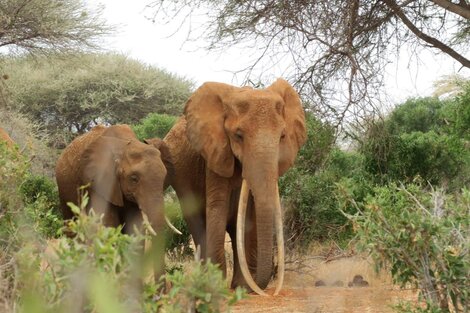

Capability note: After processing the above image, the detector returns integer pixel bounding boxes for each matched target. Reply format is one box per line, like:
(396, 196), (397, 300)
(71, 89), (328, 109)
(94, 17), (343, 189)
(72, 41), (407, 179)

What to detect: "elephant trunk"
(139, 193), (166, 279)
(237, 147), (285, 295)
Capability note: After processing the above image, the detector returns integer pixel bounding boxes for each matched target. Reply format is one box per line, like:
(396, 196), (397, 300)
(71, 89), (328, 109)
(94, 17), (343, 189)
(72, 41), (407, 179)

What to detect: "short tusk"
(165, 216), (182, 235)
(236, 179), (268, 296)
(141, 212), (157, 236)
(273, 183), (285, 296)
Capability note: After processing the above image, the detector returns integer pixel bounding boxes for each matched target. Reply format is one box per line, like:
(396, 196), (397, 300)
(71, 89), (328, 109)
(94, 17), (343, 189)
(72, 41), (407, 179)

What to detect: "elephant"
(164, 78), (306, 295)
(55, 124), (176, 279)
(0, 127), (15, 149)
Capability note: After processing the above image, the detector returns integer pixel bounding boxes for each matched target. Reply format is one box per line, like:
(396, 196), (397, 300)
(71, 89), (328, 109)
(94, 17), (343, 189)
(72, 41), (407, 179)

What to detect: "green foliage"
(0, 0), (111, 55)
(4, 54), (192, 146)
(348, 184), (469, 312)
(164, 200), (193, 259)
(20, 174), (58, 209)
(280, 148), (373, 247)
(160, 260), (246, 313)
(360, 91), (470, 187)
(295, 112), (335, 173)
(446, 83), (470, 139)
(133, 113), (178, 141)
(2, 188), (243, 313)
(0, 141), (29, 245)
(19, 175), (62, 238)
(16, 196), (148, 313)
(387, 97), (445, 134)
(390, 131), (466, 185)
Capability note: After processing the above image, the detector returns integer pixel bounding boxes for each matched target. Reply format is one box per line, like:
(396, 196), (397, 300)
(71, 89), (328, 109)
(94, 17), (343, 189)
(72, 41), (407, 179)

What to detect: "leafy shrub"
(445, 83), (470, 139)
(133, 113), (178, 141)
(18, 174), (62, 238)
(348, 184), (469, 312)
(14, 194), (244, 313)
(281, 149), (373, 247)
(164, 199), (193, 259)
(160, 261), (246, 313)
(0, 141), (29, 245)
(387, 97), (445, 134)
(391, 131), (466, 185)
(360, 93), (470, 187)
(19, 175), (59, 208)
(295, 112), (335, 173)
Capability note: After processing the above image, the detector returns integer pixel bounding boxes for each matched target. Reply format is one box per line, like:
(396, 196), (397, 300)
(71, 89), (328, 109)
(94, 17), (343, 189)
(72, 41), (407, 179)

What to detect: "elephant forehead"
(126, 143), (161, 160)
(233, 90), (282, 106)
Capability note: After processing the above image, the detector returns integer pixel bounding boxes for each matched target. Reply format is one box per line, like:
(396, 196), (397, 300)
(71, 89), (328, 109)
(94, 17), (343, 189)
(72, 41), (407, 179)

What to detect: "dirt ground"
(231, 255), (417, 313)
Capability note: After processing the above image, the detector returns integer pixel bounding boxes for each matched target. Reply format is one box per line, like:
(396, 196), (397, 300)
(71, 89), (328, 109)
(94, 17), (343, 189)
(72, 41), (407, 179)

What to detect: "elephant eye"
(235, 129), (244, 142)
(280, 130), (286, 141)
(130, 174), (139, 183)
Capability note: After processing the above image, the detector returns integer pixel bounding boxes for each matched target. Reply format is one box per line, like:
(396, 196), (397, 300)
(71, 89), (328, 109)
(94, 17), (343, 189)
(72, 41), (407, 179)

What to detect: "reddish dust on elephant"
(0, 127), (15, 148)
(232, 256), (417, 313)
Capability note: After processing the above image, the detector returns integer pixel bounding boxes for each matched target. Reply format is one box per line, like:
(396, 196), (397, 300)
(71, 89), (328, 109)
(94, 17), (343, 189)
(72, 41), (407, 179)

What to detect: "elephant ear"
(144, 138), (174, 188)
(81, 136), (124, 206)
(184, 82), (236, 177)
(268, 78), (307, 175)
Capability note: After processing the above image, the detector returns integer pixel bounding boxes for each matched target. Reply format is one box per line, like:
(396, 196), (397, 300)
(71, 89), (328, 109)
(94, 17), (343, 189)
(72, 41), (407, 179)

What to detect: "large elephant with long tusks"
(164, 78), (306, 295)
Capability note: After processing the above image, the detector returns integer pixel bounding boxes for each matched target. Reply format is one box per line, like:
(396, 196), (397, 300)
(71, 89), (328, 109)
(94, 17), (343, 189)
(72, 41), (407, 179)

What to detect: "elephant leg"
(228, 190), (257, 289)
(89, 191), (120, 227)
(175, 188), (207, 259)
(205, 170), (230, 274)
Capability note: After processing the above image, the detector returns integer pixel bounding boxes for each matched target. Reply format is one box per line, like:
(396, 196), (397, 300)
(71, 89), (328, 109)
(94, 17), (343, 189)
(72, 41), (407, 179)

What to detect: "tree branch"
(429, 0), (470, 19)
(383, 0), (470, 68)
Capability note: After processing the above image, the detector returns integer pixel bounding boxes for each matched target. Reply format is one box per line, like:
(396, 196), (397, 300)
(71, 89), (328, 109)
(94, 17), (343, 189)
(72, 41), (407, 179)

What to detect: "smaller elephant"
(55, 124), (175, 279)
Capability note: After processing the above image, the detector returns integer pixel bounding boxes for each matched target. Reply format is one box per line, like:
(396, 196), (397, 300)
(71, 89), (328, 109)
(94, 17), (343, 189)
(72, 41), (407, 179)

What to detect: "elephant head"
(80, 133), (170, 237)
(184, 78), (306, 294)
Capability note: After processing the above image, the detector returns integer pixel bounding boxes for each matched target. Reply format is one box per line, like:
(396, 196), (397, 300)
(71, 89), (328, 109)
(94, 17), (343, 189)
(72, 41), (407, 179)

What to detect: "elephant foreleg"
(205, 170), (230, 274)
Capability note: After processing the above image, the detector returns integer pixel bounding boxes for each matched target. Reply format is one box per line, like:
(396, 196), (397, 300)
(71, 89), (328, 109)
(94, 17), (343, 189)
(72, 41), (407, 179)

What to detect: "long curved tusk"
(165, 216), (182, 235)
(236, 179), (268, 296)
(273, 183), (285, 296)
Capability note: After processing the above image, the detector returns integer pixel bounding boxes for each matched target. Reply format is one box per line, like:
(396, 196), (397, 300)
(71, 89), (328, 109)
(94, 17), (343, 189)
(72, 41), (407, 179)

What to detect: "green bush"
(0, 141), (29, 246)
(19, 175), (59, 208)
(295, 113), (335, 173)
(133, 113), (178, 141)
(446, 84), (470, 139)
(19, 174), (62, 239)
(164, 199), (193, 259)
(360, 93), (470, 187)
(14, 194), (244, 313)
(280, 149), (373, 247)
(387, 97), (445, 134)
(348, 184), (469, 312)
(390, 131), (466, 185)
(160, 261), (246, 313)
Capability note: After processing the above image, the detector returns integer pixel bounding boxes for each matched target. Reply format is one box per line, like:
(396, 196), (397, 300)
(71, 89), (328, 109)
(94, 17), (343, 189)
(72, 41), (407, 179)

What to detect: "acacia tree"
(147, 0), (470, 125)
(0, 0), (111, 109)
(0, 0), (111, 54)
(4, 53), (192, 147)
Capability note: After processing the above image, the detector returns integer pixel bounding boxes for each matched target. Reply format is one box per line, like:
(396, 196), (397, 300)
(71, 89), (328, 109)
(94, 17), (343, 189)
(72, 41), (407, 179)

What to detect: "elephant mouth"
(236, 179), (285, 296)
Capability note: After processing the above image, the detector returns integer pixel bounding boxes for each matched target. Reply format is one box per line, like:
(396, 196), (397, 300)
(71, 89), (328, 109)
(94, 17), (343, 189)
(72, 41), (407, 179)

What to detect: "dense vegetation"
(2, 54), (192, 147)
